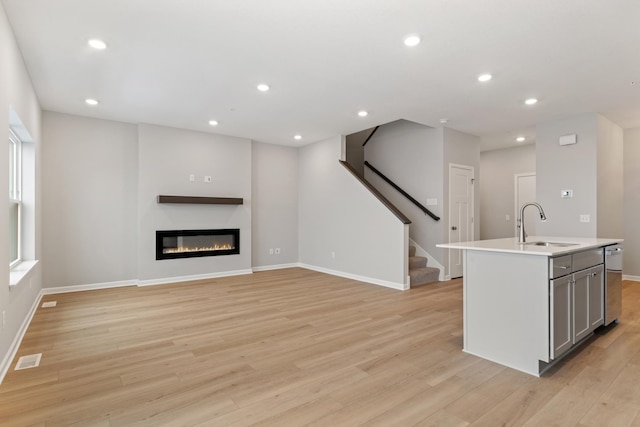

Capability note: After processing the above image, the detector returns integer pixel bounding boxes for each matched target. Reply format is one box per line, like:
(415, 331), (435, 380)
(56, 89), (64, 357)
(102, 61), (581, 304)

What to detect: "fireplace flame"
(163, 244), (234, 254)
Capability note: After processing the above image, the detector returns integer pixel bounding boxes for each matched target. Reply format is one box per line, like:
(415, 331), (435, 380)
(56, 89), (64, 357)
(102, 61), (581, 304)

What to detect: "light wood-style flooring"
(1, 268), (640, 426)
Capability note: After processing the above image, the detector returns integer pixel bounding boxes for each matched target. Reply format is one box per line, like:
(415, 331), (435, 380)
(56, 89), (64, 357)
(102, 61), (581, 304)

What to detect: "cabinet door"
(573, 270), (591, 343)
(551, 276), (572, 359)
(588, 265), (604, 330)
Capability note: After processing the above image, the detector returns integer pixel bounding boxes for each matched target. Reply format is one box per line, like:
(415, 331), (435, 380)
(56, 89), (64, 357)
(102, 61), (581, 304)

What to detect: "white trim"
(9, 260), (39, 287)
(0, 290), (43, 384)
(137, 269), (253, 287)
(42, 279), (136, 295)
(252, 263), (299, 272)
(409, 238), (445, 281)
(623, 275), (640, 282)
(299, 263), (407, 291)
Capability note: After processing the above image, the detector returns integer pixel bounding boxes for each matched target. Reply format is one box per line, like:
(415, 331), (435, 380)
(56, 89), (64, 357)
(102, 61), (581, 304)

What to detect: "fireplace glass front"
(156, 229), (240, 260)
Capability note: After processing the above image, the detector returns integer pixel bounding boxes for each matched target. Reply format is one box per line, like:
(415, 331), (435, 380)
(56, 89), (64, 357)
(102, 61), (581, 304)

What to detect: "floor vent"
(15, 353), (42, 370)
(42, 301), (57, 308)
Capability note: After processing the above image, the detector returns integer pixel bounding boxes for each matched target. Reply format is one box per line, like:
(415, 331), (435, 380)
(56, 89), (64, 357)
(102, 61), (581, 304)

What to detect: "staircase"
(409, 246), (440, 287)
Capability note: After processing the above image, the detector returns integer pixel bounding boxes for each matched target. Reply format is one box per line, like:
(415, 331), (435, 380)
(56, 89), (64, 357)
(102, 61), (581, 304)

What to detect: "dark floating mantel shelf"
(157, 195), (243, 205)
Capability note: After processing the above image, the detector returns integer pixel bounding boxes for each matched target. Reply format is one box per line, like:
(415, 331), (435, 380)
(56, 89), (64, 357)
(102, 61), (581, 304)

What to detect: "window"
(9, 128), (21, 267)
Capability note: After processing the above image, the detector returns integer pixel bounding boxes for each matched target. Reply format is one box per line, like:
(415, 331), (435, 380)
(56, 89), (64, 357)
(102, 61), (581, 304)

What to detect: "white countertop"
(437, 236), (622, 256)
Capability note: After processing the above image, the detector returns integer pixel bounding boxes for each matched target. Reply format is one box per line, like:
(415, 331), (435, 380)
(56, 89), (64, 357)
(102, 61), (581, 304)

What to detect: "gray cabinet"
(573, 269), (591, 343)
(549, 250), (604, 360)
(588, 265), (604, 329)
(551, 275), (573, 358)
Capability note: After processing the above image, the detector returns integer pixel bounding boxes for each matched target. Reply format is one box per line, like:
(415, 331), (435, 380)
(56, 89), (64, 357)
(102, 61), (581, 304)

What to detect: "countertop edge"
(437, 237), (623, 256)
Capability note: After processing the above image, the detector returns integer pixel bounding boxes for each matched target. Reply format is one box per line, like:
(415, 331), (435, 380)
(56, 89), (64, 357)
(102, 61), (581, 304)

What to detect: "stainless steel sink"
(523, 241), (577, 247)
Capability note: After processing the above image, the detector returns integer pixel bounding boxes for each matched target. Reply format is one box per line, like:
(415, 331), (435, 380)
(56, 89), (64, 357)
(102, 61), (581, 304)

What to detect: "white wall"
(364, 120), (444, 266)
(480, 144), (536, 239)
(536, 113), (623, 239)
(298, 136), (407, 289)
(42, 112), (138, 287)
(0, 2), (42, 375)
(596, 115), (623, 239)
(251, 141), (298, 269)
(137, 124), (252, 283)
(624, 127), (640, 277)
(536, 114), (598, 237)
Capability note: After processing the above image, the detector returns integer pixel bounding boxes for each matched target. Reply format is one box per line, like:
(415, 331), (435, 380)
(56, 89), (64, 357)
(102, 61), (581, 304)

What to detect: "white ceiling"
(3, 0), (639, 151)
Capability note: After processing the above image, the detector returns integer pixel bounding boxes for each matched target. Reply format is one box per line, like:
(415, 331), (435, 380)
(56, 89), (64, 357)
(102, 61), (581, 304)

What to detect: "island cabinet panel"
(589, 265), (605, 328)
(573, 269), (592, 343)
(464, 250), (550, 375)
(551, 276), (573, 359)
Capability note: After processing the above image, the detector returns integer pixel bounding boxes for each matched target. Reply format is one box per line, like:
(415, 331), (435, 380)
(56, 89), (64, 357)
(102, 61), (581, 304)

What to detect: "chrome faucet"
(518, 202), (547, 243)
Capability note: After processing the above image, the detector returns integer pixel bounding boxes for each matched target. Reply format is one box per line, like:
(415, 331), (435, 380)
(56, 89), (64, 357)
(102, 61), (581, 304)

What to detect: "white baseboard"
(137, 269), (253, 286)
(299, 263), (407, 291)
(0, 290), (43, 384)
(623, 275), (640, 282)
(252, 263), (299, 272)
(42, 279), (136, 295)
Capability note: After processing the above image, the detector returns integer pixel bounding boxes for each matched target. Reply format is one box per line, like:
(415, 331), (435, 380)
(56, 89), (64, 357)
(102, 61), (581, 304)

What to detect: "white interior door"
(515, 173), (537, 238)
(449, 164), (474, 279)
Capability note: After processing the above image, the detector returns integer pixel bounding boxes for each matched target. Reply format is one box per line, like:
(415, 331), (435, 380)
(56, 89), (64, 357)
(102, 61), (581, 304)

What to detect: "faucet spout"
(518, 202), (547, 244)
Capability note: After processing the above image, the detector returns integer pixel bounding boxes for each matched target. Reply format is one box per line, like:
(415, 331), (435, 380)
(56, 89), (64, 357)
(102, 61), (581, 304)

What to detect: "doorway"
(514, 173), (537, 237)
(449, 164), (474, 278)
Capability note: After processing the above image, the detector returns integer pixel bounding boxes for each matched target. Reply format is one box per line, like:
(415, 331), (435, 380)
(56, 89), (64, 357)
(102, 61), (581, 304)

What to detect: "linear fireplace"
(156, 229), (240, 260)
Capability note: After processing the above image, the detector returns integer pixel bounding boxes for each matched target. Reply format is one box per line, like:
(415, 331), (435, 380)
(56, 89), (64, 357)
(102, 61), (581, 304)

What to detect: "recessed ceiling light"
(88, 39), (107, 50)
(85, 98), (99, 106)
(358, 110), (368, 117)
(478, 74), (492, 82)
(403, 35), (421, 47)
(516, 136), (525, 142)
(257, 84), (270, 92)
(208, 120), (219, 126)
(294, 135), (302, 140)
(524, 98), (538, 105)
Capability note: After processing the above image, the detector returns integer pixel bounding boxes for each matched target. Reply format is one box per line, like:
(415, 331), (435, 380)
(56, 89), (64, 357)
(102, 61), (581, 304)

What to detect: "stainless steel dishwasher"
(605, 245), (623, 325)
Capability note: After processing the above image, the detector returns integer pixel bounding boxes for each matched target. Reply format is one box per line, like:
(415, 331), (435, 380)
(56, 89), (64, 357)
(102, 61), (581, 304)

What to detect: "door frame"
(448, 163), (475, 278)
(514, 172), (536, 237)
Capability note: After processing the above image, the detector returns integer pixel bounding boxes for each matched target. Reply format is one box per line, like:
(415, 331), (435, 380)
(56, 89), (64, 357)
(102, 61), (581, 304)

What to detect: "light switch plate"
(580, 214), (590, 223)
(426, 198), (438, 206)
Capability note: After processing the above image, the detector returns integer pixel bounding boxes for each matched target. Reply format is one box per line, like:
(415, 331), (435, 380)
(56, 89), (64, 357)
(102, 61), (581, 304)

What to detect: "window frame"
(9, 128), (22, 268)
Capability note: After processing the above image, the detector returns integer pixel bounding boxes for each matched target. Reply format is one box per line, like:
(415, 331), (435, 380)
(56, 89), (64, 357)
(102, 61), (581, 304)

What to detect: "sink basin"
(523, 241), (577, 247)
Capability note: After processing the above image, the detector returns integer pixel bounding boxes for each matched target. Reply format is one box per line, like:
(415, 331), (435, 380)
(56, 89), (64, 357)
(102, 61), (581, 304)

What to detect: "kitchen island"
(437, 236), (622, 376)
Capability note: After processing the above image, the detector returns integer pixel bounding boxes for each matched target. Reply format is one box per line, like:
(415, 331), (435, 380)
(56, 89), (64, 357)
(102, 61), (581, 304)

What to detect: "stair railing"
(364, 161), (440, 221)
(361, 126), (380, 147)
(339, 160), (411, 224)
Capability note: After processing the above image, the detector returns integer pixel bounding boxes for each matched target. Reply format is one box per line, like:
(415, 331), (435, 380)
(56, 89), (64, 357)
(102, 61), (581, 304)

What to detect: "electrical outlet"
(505, 214), (510, 221)
(189, 174), (195, 182)
(275, 248), (281, 255)
(580, 214), (590, 223)
(269, 248), (274, 255)
(331, 251), (335, 259)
